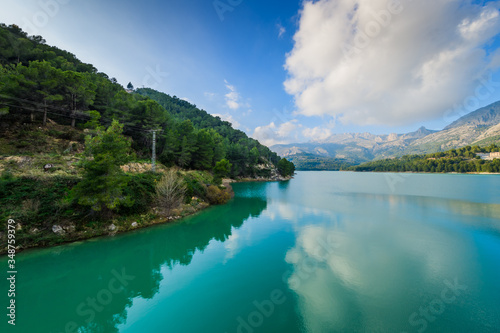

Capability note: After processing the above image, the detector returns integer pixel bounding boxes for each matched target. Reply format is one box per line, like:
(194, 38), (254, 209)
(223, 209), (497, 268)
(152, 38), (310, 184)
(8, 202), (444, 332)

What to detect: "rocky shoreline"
(0, 176), (293, 255)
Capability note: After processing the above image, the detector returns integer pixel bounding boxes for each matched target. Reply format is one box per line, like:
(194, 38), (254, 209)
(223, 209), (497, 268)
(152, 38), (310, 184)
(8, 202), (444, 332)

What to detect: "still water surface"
(2, 171), (500, 333)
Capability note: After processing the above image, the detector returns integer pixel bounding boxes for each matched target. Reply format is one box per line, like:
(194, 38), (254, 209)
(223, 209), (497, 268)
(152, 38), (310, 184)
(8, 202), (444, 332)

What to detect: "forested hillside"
(0, 23), (294, 253)
(287, 153), (353, 171)
(134, 88), (289, 177)
(0, 23), (293, 179)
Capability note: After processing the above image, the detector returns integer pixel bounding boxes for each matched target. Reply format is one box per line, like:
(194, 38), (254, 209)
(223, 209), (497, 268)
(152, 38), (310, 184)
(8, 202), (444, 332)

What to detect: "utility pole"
(152, 130), (157, 173)
(151, 129), (162, 173)
(43, 100), (47, 126)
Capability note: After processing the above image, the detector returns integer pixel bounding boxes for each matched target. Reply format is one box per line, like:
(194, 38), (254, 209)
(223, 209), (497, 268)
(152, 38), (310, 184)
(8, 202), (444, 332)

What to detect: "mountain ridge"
(444, 101), (500, 130)
(272, 101), (500, 166)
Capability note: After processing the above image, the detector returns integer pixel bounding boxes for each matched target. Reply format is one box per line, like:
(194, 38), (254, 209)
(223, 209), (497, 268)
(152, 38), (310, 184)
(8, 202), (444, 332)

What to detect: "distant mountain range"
(272, 101), (500, 167)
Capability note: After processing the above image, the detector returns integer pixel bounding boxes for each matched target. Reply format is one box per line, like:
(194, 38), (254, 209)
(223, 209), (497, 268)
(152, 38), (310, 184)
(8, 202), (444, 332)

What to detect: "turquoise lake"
(2, 171), (500, 333)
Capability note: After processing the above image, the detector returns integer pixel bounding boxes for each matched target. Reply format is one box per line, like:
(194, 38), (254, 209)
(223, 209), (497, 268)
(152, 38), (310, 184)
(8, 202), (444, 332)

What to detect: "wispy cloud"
(277, 23), (286, 38)
(284, 0), (500, 126)
(224, 80), (242, 110)
(204, 92), (216, 101)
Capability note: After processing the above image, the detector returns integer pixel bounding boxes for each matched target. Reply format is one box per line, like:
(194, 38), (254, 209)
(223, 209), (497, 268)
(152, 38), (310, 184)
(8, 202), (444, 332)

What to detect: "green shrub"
(1, 169), (14, 180)
(206, 185), (231, 205)
(47, 129), (63, 138)
(118, 173), (157, 215)
(0, 176), (81, 229)
(184, 175), (207, 201)
(255, 168), (271, 178)
(15, 141), (29, 148)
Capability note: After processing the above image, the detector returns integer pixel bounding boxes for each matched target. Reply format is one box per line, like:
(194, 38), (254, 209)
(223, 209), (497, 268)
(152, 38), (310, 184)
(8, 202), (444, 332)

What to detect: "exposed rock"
(43, 164), (54, 171)
(65, 224), (76, 233)
(120, 163), (153, 173)
(52, 225), (65, 235)
(108, 224), (117, 232)
(5, 156), (32, 167)
(388, 133), (398, 141)
(131, 222), (138, 228)
(184, 206), (196, 214)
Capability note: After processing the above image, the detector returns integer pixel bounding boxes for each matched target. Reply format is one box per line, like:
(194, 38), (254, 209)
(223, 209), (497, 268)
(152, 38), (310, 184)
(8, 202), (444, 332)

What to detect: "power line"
(0, 99), (154, 134)
(0, 94), (159, 132)
(1, 95), (168, 171)
(0, 93), (87, 117)
(1, 99), (165, 171)
(0, 102), (90, 122)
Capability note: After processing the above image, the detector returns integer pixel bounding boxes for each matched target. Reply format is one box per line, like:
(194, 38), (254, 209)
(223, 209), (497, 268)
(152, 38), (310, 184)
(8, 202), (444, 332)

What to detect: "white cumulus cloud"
(252, 120), (301, 146)
(212, 113), (241, 128)
(284, 0), (500, 126)
(302, 126), (333, 141)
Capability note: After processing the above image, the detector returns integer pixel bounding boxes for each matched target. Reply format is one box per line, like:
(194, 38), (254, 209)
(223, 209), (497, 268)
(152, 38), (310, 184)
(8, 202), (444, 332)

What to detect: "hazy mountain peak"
(406, 126), (438, 137)
(444, 101), (500, 130)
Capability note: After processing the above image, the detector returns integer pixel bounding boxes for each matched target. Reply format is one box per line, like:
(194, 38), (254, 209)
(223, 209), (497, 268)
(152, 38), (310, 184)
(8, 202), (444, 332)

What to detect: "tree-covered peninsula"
(350, 145), (500, 173)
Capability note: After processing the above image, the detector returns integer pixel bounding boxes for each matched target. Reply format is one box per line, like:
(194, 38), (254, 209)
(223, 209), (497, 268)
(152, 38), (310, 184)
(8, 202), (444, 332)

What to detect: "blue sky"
(1, 0), (500, 147)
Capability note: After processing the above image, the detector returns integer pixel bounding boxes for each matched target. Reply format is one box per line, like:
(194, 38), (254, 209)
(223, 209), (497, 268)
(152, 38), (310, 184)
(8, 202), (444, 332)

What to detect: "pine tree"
(179, 136), (193, 167)
(71, 120), (135, 215)
(193, 129), (214, 170)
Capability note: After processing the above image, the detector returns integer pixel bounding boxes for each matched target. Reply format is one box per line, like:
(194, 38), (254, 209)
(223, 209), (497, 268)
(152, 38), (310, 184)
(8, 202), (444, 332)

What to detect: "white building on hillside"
(477, 152), (500, 160)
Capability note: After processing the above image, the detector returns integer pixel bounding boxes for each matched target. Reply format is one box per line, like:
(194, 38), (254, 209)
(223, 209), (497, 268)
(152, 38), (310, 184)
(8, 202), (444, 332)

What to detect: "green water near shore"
(2, 171), (500, 333)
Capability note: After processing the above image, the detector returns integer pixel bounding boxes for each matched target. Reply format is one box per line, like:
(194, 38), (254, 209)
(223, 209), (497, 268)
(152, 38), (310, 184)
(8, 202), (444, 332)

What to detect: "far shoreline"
(294, 170), (500, 175)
